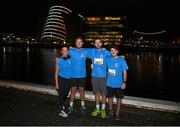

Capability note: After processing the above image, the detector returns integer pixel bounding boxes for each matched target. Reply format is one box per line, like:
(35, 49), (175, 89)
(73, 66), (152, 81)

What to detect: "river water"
(0, 47), (180, 102)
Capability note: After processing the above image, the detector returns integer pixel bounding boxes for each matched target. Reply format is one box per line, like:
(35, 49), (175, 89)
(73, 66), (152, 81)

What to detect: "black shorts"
(107, 86), (124, 99)
(71, 78), (86, 87)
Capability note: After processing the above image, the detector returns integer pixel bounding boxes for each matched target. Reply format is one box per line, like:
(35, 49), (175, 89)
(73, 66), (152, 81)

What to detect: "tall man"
(68, 37), (89, 114)
(89, 39), (110, 118)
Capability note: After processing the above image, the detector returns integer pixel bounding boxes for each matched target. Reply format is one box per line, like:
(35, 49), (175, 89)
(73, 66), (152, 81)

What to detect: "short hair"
(110, 44), (119, 51)
(61, 44), (69, 50)
(94, 37), (101, 41)
(75, 36), (83, 41)
(94, 38), (104, 45)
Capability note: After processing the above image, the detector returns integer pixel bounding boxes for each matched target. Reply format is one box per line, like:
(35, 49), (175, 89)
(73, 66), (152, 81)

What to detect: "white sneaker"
(59, 110), (68, 118)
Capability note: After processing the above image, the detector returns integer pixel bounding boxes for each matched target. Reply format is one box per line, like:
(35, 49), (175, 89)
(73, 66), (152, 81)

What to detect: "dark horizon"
(0, 0), (179, 38)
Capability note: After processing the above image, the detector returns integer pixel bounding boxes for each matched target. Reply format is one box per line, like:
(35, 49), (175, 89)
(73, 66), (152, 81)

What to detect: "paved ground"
(0, 87), (180, 126)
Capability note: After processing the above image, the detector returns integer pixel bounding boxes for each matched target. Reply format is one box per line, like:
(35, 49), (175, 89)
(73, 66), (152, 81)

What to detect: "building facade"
(41, 6), (72, 44)
(83, 16), (125, 45)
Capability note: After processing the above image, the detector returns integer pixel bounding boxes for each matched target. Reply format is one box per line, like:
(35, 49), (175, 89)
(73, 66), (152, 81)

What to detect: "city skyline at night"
(0, 0), (179, 39)
(0, 0), (180, 126)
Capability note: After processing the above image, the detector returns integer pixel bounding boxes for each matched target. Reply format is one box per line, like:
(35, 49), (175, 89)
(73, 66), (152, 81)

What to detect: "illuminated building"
(41, 6), (72, 44)
(83, 16), (125, 45)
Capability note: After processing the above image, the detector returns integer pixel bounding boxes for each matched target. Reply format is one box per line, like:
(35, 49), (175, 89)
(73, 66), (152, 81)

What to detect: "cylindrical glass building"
(41, 6), (72, 43)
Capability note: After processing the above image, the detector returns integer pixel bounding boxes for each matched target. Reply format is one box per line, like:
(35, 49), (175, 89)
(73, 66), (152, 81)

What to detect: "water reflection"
(2, 53), (6, 74)
(0, 47), (180, 101)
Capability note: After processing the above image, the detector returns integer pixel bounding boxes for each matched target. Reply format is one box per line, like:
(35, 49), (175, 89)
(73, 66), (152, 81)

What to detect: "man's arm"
(55, 58), (60, 90)
(121, 70), (127, 90)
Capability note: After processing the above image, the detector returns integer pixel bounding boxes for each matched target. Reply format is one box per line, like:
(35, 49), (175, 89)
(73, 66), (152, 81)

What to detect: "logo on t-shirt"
(114, 63), (119, 67)
(68, 60), (71, 64)
(100, 54), (103, 58)
(80, 53), (85, 57)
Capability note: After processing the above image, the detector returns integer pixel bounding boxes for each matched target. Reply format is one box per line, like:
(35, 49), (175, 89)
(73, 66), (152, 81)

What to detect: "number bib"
(94, 58), (103, 65)
(108, 69), (116, 76)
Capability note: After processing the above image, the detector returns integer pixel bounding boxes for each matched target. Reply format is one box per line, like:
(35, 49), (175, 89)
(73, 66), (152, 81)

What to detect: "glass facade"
(41, 6), (72, 43)
(83, 16), (125, 45)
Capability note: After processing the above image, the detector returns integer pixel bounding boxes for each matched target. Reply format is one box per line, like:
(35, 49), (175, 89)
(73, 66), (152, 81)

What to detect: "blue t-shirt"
(69, 48), (88, 78)
(56, 57), (71, 79)
(88, 48), (110, 77)
(106, 56), (128, 88)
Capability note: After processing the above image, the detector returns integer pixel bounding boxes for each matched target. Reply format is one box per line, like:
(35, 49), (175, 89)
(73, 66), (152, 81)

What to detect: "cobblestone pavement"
(0, 87), (180, 126)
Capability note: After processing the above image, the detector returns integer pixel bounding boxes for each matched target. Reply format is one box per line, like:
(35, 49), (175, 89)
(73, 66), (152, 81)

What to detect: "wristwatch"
(123, 81), (127, 83)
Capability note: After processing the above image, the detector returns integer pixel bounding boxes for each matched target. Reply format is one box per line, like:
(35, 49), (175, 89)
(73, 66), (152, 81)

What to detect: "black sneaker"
(108, 110), (114, 118)
(67, 106), (74, 114)
(80, 105), (86, 113)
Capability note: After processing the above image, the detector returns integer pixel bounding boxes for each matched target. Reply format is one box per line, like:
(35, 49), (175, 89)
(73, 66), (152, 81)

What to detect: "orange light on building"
(86, 17), (101, 21)
(105, 17), (122, 20)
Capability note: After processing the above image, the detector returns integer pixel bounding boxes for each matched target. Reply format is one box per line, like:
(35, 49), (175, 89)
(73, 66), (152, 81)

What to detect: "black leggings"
(57, 76), (71, 110)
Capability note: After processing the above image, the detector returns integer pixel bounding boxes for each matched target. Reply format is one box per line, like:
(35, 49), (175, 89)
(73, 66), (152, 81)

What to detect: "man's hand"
(121, 83), (126, 90)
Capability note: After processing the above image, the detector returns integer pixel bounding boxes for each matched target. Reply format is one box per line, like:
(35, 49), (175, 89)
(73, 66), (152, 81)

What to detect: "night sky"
(0, 0), (179, 38)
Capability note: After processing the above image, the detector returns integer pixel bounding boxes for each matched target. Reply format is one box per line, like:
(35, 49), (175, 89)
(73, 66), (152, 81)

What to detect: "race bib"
(108, 69), (116, 76)
(94, 58), (103, 65)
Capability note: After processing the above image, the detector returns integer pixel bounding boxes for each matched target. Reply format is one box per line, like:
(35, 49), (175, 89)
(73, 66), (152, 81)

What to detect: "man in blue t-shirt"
(88, 39), (110, 118)
(68, 37), (89, 114)
(106, 45), (128, 120)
